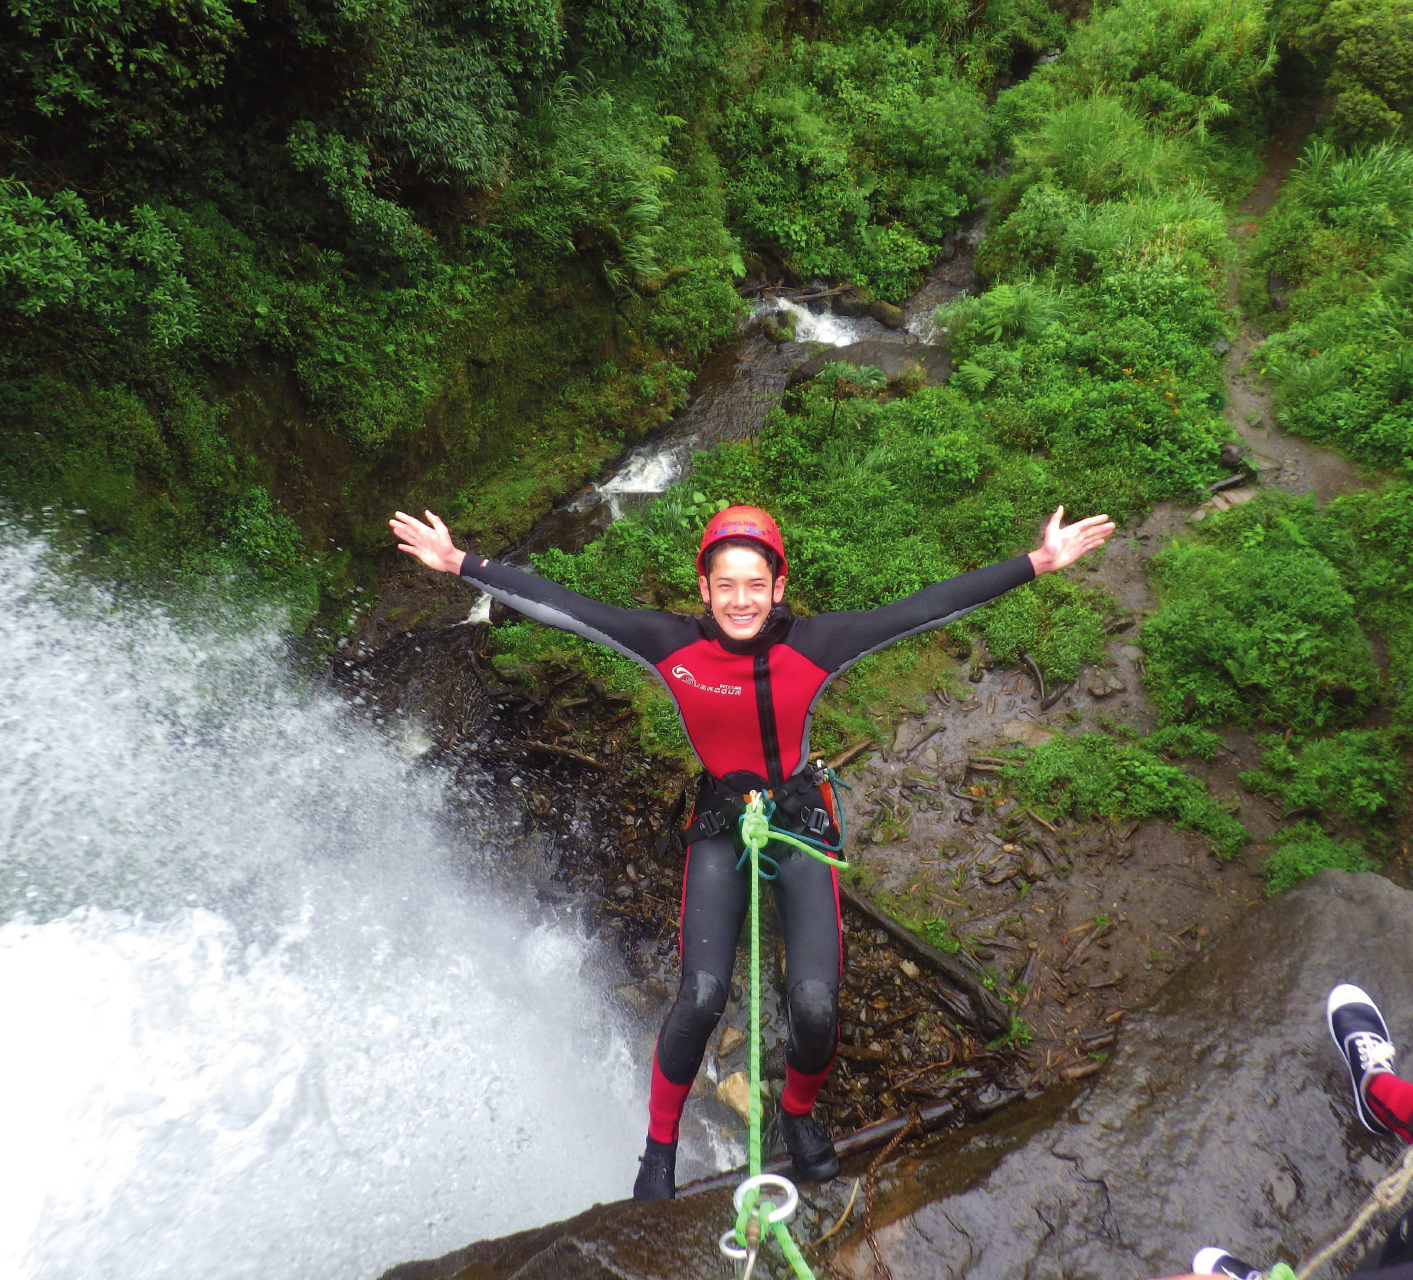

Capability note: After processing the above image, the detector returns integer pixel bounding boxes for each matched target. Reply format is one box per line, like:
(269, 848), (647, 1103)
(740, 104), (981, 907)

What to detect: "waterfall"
(0, 525), (643, 1280)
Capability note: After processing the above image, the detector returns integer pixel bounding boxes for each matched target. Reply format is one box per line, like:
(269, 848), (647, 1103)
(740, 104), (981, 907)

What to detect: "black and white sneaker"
(1327, 983), (1396, 1135)
(1193, 1246), (1263, 1280)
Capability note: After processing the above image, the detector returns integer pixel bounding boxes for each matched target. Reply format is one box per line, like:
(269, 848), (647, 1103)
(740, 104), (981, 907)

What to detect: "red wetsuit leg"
(647, 1050), (695, 1144)
(1368, 1072), (1413, 1142)
(782, 1061), (834, 1116)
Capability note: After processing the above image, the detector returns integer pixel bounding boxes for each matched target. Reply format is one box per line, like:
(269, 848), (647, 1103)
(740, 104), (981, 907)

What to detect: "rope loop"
(733, 1174), (799, 1224)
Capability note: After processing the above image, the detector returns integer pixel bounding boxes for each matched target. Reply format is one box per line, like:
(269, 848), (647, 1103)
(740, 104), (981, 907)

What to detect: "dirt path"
(1217, 106), (1370, 506)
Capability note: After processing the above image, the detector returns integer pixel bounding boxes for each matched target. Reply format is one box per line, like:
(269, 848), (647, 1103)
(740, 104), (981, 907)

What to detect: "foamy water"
(0, 526), (643, 1280)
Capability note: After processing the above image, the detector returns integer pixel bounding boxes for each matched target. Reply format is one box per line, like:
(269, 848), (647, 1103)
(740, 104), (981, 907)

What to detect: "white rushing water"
(0, 526), (643, 1280)
(768, 298), (869, 347)
(572, 300), (877, 516)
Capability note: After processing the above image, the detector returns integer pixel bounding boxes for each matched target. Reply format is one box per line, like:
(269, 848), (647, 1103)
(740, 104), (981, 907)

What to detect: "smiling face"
(698, 544), (786, 641)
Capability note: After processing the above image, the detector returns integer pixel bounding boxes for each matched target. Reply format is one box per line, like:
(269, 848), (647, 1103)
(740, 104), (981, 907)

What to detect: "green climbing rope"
(726, 787), (850, 1279)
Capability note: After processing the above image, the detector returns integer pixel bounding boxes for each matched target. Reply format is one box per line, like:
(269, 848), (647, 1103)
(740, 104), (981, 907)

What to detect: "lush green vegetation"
(1247, 141), (1413, 472)
(1142, 488), (1411, 872)
(1263, 821), (1375, 892)
(1000, 732), (1247, 856)
(3, 0), (1411, 883)
(1, 0), (753, 620)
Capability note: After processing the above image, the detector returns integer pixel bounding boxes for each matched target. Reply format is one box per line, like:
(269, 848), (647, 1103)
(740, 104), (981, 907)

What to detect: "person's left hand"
(1028, 506), (1115, 575)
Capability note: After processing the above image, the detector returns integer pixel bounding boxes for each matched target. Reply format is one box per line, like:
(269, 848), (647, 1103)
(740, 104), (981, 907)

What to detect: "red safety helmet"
(697, 505), (787, 578)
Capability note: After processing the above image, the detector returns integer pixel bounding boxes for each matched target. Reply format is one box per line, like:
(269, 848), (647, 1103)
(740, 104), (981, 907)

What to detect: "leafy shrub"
(1263, 821), (1374, 893)
(0, 185), (198, 346)
(1010, 96), (1209, 202)
(1143, 723), (1224, 759)
(2, 0), (242, 145)
(982, 574), (1108, 682)
(719, 31), (990, 298)
(1303, 0), (1413, 145)
(1241, 729), (1404, 820)
(1052, 0), (1276, 135)
(1142, 494), (1381, 729)
(501, 85), (683, 294)
(1002, 732), (1248, 856)
(939, 280), (1065, 344)
(287, 123), (428, 257)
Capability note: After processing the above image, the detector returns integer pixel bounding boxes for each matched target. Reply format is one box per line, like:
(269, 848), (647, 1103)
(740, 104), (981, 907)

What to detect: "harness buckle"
(804, 806), (831, 835)
(696, 809), (725, 838)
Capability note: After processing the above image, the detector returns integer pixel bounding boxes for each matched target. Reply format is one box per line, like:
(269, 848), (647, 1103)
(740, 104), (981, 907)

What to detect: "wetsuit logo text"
(670, 665), (743, 697)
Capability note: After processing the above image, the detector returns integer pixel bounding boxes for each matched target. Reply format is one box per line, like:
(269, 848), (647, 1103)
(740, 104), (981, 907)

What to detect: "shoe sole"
(1327, 983), (1393, 1135)
(1193, 1247), (1261, 1279)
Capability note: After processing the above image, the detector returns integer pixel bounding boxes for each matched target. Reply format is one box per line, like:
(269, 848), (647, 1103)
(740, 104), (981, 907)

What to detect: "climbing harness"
(718, 780), (850, 1279)
(684, 761), (850, 856)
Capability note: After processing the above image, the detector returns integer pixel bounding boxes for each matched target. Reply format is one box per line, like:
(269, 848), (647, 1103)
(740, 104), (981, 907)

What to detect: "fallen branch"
(828, 738), (874, 769)
(1020, 652), (1045, 703)
(906, 722), (946, 757)
(1203, 471), (1254, 495)
(1060, 922), (1111, 971)
(837, 882), (1011, 1036)
(514, 740), (608, 770)
(1019, 806), (1059, 834)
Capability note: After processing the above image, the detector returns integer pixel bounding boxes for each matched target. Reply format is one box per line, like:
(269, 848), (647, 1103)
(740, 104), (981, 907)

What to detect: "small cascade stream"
(0, 527), (642, 1280)
(465, 291), (932, 622)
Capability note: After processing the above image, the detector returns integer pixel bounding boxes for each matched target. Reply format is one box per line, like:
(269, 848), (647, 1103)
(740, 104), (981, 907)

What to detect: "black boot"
(779, 1108), (840, 1181)
(633, 1137), (677, 1201)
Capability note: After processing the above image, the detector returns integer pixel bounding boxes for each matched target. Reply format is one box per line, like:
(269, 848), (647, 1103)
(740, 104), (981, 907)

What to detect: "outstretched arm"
(1028, 506), (1115, 575)
(790, 505), (1119, 675)
(390, 510), (466, 575)
(388, 507), (699, 669)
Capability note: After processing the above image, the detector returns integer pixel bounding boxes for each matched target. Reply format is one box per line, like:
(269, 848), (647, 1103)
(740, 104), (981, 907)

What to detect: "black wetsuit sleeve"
(459, 554), (698, 668)
(788, 554), (1036, 675)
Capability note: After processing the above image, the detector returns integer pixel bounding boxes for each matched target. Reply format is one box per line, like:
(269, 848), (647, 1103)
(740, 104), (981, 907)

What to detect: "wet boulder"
(380, 1193), (737, 1280)
(790, 340), (953, 389)
(869, 299), (906, 328)
(831, 869), (1413, 1280)
(834, 285), (875, 319)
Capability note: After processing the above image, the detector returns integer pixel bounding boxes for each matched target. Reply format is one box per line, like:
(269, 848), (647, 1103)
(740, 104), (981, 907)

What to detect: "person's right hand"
(389, 510), (466, 575)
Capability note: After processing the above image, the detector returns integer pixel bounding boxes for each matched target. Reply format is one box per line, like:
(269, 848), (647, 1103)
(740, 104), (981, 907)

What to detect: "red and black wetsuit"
(460, 551), (1035, 1141)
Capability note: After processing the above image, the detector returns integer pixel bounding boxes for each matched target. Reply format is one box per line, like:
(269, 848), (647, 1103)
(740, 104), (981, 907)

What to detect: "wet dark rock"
(834, 286), (875, 318)
(1221, 441), (1249, 471)
(869, 299), (907, 328)
(326, 625), (490, 746)
(828, 870), (1413, 1279)
(1268, 270), (1292, 310)
(791, 340), (953, 388)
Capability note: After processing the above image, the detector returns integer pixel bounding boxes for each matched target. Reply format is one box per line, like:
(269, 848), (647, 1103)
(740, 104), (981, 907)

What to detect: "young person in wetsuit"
(390, 502), (1115, 1200)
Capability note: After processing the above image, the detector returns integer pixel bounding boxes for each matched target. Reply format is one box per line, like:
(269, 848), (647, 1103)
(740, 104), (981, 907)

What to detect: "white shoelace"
(1351, 1030), (1397, 1074)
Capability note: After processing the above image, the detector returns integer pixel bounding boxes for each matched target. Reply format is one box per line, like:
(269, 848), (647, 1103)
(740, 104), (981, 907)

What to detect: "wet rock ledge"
(383, 870), (1413, 1280)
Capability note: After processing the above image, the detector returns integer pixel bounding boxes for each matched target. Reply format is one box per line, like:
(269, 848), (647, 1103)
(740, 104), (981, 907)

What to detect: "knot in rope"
(739, 803), (772, 853)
